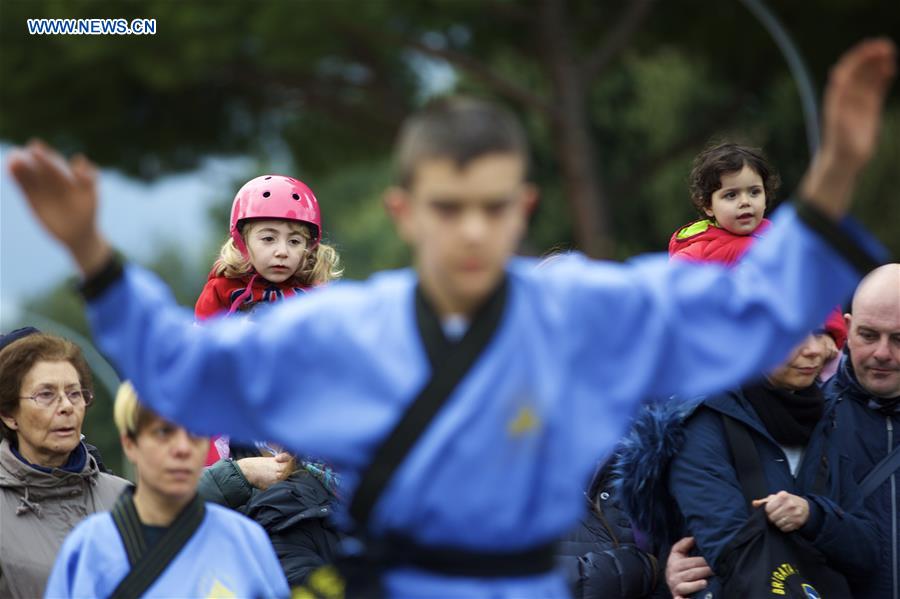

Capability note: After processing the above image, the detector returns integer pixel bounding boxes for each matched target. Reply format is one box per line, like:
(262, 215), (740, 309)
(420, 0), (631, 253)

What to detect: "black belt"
(367, 535), (559, 578)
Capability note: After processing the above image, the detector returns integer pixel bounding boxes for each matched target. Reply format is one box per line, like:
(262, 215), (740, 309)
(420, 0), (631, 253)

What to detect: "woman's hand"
(752, 490), (810, 533)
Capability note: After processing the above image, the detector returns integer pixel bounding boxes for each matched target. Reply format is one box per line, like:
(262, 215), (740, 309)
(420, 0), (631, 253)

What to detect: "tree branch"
(335, 20), (553, 117)
(483, 0), (534, 23)
(582, 0), (656, 83)
(609, 83), (761, 201)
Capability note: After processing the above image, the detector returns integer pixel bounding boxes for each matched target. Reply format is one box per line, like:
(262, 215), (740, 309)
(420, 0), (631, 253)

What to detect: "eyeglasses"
(20, 388), (94, 408)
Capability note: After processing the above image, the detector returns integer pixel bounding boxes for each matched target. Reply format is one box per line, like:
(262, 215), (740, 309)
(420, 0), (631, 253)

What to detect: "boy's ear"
(844, 313), (852, 331)
(384, 186), (415, 243)
(522, 183), (539, 215)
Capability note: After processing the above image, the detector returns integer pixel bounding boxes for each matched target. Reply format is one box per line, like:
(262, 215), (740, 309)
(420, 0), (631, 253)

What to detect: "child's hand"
(7, 140), (110, 275)
(236, 452), (294, 491)
(752, 491), (810, 533)
(801, 38), (896, 220)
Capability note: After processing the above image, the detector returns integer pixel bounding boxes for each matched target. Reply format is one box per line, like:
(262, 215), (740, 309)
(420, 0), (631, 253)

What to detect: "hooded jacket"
(0, 438), (129, 598)
(668, 218), (772, 264)
(826, 354), (900, 599)
(194, 270), (309, 320)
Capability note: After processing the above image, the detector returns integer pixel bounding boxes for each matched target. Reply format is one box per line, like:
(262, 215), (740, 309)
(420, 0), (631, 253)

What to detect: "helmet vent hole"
(262, 191), (271, 198)
(264, 176), (272, 180)
(292, 193), (300, 200)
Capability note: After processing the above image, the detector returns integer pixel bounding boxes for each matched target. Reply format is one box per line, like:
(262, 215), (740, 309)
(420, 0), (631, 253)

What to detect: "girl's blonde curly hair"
(214, 221), (342, 287)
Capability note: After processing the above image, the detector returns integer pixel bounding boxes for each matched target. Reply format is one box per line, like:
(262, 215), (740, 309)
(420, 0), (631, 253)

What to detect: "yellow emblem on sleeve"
(508, 405), (540, 436)
(205, 580), (237, 598)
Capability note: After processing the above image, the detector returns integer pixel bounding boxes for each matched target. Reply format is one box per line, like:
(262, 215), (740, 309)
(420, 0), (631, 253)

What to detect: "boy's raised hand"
(8, 140), (111, 276)
(802, 38), (896, 220)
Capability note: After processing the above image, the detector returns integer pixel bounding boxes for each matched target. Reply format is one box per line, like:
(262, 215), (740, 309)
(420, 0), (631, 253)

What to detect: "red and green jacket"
(668, 218), (772, 264)
(669, 218), (846, 348)
(194, 271), (309, 320)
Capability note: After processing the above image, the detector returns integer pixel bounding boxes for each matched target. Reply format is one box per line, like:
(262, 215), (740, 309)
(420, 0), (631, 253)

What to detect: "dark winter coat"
(197, 459), (342, 585)
(557, 463), (661, 598)
(826, 354), (900, 599)
(618, 391), (879, 598)
(0, 440), (130, 598)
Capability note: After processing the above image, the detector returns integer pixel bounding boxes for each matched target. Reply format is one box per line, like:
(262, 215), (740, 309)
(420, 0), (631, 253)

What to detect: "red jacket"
(194, 271), (309, 320)
(668, 218), (772, 264)
(668, 218), (846, 349)
(196, 271), (311, 465)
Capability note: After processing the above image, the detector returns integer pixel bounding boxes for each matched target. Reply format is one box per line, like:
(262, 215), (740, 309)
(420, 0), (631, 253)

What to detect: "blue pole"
(738, 0), (821, 158)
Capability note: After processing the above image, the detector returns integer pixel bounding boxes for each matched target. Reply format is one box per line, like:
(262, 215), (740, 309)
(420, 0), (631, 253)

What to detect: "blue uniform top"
(45, 503), (289, 598)
(84, 204), (876, 597)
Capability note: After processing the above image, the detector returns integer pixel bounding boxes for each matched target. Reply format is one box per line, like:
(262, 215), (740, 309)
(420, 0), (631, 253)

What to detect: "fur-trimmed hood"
(614, 398), (703, 544)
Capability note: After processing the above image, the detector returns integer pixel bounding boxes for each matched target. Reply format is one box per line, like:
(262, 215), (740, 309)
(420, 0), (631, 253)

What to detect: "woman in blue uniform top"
(45, 382), (289, 598)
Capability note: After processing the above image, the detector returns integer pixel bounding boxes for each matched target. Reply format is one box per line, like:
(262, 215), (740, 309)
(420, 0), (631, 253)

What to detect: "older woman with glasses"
(0, 329), (128, 599)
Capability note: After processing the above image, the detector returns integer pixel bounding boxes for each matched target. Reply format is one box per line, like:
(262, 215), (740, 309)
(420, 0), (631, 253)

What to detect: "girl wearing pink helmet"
(194, 175), (342, 319)
(195, 175), (342, 465)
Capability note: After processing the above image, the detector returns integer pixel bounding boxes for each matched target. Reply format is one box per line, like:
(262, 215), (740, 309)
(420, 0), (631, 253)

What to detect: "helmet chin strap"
(228, 272), (259, 314)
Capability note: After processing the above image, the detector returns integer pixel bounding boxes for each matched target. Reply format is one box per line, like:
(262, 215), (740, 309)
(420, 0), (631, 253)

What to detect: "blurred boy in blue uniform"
(11, 39), (896, 598)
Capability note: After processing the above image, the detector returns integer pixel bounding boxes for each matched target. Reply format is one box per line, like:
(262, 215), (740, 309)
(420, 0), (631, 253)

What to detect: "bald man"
(826, 263), (900, 599)
(666, 266), (900, 599)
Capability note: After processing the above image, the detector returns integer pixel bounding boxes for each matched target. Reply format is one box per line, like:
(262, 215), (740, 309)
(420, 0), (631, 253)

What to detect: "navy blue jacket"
(618, 388), (879, 599)
(668, 389), (879, 597)
(826, 355), (900, 599)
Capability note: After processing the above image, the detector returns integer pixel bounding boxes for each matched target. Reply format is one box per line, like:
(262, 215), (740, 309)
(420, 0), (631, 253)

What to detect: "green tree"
(2, 0), (897, 259)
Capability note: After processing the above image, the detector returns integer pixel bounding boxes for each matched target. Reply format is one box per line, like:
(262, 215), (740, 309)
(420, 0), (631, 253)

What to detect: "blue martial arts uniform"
(83, 204), (879, 598)
(44, 502), (289, 598)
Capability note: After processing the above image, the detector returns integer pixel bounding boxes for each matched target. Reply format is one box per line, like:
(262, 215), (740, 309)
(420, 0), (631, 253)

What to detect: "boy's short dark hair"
(394, 96), (529, 189)
(689, 142), (781, 217)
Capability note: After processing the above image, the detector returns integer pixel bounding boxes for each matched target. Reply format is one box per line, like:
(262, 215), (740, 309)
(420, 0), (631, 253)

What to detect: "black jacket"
(557, 463), (661, 599)
(198, 460), (342, 586)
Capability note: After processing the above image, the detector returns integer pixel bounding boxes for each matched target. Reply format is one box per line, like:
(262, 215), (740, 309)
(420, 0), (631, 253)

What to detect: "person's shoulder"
(204, 502), (272, 542)
(202, 274), (249, 294)
(508, 252), (596, 282)
(205, 501), (261, 527)
(67, 510), (116, 542)
(309, 267), (415, 301)
(95, 472), (131, 492)
(679, 395), (735, 433)
(673, 218), (716, 242)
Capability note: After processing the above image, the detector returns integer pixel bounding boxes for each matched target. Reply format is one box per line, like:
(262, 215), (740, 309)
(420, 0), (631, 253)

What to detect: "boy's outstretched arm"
(799, 37), (895, 220)
(8, 140), (111, 276)
(554, 39), (895, 405)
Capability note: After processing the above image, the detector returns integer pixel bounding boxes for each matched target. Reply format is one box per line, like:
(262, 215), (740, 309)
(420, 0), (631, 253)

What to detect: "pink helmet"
(230, 175), (322, 258)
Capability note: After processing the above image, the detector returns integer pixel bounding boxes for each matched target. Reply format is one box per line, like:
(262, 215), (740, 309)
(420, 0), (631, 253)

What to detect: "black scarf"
(743, 381), (825, 446)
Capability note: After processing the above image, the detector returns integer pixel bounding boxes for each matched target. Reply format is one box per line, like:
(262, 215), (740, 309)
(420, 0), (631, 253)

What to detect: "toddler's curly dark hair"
(689, 142), (781, 217)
